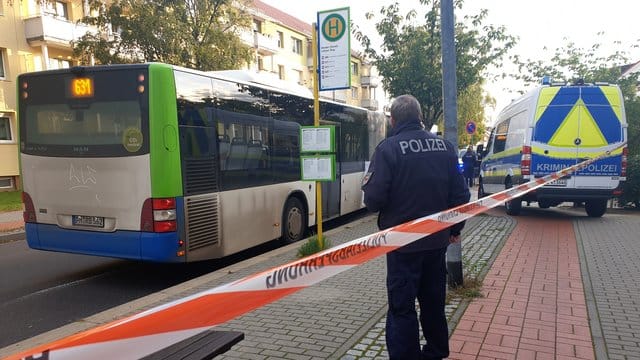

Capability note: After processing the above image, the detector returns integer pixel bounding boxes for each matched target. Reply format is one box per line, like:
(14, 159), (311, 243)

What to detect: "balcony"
(24, 15), (94, 50)
(361, 98), (379, 110)
(360, 75), (379, 88)
(240, 31), (280, 55)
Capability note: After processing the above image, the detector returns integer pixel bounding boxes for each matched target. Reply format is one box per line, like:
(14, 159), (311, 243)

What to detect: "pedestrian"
(462, 145), (476, 187)
(362, 95), (470, 360)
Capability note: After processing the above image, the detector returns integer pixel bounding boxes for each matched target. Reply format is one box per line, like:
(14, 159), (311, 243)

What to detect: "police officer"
(362, 95), (470, 360)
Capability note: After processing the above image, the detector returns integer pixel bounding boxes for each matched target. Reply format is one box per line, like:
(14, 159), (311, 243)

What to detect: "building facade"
(0, 0), (93, 191)
(0, 0), (382, 191)
(244, 0), (381, 110)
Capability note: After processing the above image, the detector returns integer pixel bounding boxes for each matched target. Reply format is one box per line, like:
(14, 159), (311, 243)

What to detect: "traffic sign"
(317, 8), (350, 91)
(465, 121), (476, 135)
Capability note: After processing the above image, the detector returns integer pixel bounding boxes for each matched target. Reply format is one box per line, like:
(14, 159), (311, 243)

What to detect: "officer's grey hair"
(390, 95), (423, 125)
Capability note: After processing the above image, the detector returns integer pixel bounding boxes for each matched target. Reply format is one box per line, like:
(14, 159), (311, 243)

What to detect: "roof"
(621, 60), (640, 78)
(250, 0), (312, 37)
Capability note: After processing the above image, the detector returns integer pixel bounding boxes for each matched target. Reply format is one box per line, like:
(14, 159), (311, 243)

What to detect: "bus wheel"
(585, 199), (607, 217)
(504, 180), (522, 216)
(282, 197), (307, 244)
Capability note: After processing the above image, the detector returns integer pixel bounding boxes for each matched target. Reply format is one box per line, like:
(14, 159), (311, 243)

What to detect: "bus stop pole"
(312, 23), (324, 248)
(441, 0), (463, 287)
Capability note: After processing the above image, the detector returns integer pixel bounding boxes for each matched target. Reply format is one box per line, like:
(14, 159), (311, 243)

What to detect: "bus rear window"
(19, 68), (149, 157)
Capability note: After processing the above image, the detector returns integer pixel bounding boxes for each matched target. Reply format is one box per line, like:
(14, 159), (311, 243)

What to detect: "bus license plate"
(547, 178), (567, 187)
(72, 215), (105, 228)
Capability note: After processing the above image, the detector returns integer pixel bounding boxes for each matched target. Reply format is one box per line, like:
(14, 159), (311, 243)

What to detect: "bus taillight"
(140, 198), (177, 232)
(22, 192), (36, 223)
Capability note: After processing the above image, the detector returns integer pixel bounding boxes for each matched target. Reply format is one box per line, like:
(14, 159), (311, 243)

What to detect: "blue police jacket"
(362, 120), (471, 252)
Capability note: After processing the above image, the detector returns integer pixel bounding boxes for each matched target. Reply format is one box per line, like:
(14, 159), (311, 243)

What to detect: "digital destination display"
(70, 77), (94, 98)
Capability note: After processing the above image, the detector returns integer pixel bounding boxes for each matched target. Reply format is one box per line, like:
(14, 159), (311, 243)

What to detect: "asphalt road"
(0, 210), (368, 348)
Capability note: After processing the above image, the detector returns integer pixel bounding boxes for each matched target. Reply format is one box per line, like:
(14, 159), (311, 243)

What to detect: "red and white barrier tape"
(6, 145), (624, 360)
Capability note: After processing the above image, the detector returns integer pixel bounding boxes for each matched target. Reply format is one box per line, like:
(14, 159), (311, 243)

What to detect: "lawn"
(0, 191), (23, 212)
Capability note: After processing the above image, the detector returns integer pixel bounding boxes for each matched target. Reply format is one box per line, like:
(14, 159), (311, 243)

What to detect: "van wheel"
(281, 197), (307, 244)
(504, 180), (522, 216)
(538, 199), (551, 209)
(585, 199), (607, 218)
(477, 178), (487, 198)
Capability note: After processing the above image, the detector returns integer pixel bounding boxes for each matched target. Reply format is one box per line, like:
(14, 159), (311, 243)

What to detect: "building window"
(291, 37), (302, 55)
(351, 61), (359, 76)
(257, 57), (264, 71)
(49, 58), (71, 70)
(44, 0), (69, 20)
(0, 116), (12, 141)
(0, 177), (14, 190)
(253, 19), (262, 33)
(0, 48), (6, 79)
(351, 86), (358, 99)
(295, 70), (303, 85)
(278, 65), (285, 80)
(277, 31), (284, 48)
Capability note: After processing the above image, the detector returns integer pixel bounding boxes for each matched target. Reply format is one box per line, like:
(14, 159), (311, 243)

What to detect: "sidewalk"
(2, 206), (640, 359)
(0, 210), (24, 243)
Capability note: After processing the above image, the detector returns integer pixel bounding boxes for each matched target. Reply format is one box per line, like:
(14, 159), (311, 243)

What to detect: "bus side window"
(227, 137), (248, 170)
(245, 139), (263, 169)
(218, 134), (230, 170)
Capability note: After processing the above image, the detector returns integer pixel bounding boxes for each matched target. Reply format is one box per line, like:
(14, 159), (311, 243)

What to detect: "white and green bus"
(18, 63), (386, 262)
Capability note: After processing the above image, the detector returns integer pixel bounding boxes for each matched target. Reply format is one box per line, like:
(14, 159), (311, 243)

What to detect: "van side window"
(493, 119), (510, 153)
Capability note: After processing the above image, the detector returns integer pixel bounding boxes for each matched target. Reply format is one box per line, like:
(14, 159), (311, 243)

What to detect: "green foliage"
(73, 0), (254, 71)
(455, 82), (491, 146)
(296, 235), (332, 259)
(353, 0), (517, 129)
(511, 34), (640, 96)
(0, 191), (23, 212)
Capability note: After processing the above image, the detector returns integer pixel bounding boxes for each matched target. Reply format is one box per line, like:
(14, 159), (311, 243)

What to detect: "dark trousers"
(385, 247), (449, 360)
(464, 169), (474, 187)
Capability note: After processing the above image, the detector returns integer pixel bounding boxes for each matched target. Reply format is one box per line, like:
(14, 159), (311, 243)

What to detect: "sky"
(261, 0), (640, 124)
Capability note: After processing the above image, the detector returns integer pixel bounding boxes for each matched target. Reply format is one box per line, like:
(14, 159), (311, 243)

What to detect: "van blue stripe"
(582, 88), (622, 143)
(533, 87), (622, 144)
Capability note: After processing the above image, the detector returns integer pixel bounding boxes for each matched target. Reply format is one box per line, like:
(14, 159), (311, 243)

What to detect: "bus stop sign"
(465, 121), (476, 135)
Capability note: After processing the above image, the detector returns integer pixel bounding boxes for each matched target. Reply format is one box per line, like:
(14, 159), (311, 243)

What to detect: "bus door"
(321, 123), (341, 219)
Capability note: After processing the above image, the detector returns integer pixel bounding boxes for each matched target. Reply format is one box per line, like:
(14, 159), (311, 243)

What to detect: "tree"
(456, 81), (492, 147)
(73, 0), (254, 71)
(353, 0), (517, 130)
(513, 37), (640, 207)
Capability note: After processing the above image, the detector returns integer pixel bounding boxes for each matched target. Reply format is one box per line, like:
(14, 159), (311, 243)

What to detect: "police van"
(478, 80), (627, 217)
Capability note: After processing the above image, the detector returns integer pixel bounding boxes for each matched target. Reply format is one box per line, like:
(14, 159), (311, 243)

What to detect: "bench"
(142, 329), (244, 360)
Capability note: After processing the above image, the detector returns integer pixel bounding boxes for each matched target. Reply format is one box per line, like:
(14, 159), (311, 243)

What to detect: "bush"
(621, 154), (640, 208)
(296, 235), (332, 258)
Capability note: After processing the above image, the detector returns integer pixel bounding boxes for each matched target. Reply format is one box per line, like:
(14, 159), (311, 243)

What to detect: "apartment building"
(244, 0), (381, 110)
(0, 0), (92, 190)
(0, 0), (381, 191)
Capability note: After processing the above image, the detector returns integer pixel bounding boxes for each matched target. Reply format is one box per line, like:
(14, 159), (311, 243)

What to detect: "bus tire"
(585, 199), (607, 217)
(281, 197), (307, 244)
(504, 180), (522, 216)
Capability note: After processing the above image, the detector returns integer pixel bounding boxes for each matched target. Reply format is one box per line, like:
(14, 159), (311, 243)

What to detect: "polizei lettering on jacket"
(399, 138), (447, 154)
(265, 232), (388, 289)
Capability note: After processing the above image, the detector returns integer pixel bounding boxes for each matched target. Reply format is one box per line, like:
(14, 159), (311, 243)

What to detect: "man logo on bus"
(322, 13), (346, 42)
(123, 127), (143, 152)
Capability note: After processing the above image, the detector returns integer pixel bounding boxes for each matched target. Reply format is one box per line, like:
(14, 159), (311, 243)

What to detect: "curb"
(0, 229), (25, 244)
